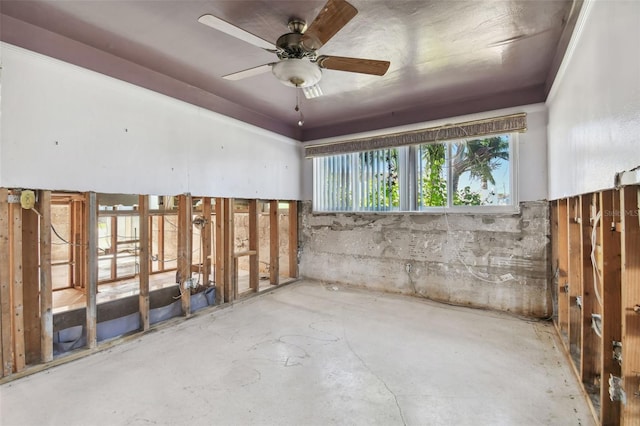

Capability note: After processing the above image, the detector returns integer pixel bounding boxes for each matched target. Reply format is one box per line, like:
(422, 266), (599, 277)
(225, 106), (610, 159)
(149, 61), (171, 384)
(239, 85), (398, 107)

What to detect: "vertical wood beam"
(214, 198), (225, 304)
(599, 189), (622, 425)
(550, 202), (559, 324)
(177, 194), (192, 316)
(67, 201), (74, 288)
(138, 195), (150, 331)
(11, 201), (25, 371)
(39, 191), (53, 363)
(621, 186), (640, 423)
(270, 200), (280, 285)
(223, 198), (234, 302)
(568, 197), (583, 369)
(71, 201), (80, 287)
(557, 199), (569, 340)
(202, 198), (212, 287)
(249, 199), (259, 292)
(73, 200), (86, 289)
(0, 189), (13, 376)
(288, 201), (298, 278)
(110, 215), (117, 281)
(85, 192), (98, 349)
(579, 195), (600, 384)
(22, 205), (40, 364)
(158, 215), (165, 272)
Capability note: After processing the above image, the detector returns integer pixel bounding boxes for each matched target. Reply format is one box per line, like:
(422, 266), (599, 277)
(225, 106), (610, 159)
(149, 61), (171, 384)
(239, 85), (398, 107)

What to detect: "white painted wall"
(0, 43), (304, 200)
(546, 0), (640, 200)
(301, 103), (549, 202)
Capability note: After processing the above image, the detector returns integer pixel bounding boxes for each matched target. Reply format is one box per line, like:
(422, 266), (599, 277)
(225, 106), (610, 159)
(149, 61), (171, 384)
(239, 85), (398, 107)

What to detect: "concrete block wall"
(299, 201), (550, 317)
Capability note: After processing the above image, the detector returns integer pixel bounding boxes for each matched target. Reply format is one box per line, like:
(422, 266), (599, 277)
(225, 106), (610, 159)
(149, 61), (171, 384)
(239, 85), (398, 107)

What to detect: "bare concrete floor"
(1, 281), (594, 426)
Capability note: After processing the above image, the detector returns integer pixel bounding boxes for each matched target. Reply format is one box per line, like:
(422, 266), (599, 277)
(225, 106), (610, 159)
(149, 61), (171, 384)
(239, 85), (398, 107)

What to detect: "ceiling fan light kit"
(272, 59), (322, 88)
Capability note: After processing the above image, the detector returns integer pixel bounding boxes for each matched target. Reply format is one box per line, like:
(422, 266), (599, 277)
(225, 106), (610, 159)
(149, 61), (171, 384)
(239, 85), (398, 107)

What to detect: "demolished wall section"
(299, 201), (550, 317)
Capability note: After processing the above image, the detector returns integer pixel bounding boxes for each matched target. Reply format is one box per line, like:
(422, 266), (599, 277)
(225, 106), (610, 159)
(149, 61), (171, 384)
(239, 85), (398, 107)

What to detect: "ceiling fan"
(198, 0), (391, 99)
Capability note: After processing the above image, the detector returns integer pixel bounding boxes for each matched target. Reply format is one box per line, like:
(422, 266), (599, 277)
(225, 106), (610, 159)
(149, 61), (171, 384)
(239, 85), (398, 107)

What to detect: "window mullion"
(400, 146), (412, 211)
(446, 142), (453, 209)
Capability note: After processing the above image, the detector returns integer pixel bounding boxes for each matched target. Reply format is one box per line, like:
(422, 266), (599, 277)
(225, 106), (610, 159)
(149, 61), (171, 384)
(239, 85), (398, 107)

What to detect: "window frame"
(312, 133), (519, 214)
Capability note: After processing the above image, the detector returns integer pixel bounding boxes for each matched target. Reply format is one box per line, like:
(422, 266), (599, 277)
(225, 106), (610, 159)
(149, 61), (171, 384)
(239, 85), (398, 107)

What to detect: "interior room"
(0, 0), (638, 425)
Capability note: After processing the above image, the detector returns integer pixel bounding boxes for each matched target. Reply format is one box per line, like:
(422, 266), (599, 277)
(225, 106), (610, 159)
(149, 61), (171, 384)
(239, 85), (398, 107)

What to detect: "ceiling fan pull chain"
(295, 88), (304, 127)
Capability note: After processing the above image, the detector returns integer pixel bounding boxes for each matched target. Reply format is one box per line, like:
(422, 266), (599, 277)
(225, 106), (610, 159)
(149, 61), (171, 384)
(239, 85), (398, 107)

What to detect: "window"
(314, 148), (400, 211)
(313, 134), (516, 212)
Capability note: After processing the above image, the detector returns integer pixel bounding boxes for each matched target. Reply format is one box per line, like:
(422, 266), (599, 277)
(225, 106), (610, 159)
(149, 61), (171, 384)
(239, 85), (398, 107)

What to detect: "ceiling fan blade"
(301, 0), (358, 51)
(317, 55), (390, 76)
(223, 63), (274, 81)
(198, 14), (275, 51)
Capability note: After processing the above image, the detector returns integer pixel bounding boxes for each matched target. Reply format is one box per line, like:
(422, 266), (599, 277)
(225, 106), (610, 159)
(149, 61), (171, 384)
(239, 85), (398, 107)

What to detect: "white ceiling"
(0, 0), (581, 141)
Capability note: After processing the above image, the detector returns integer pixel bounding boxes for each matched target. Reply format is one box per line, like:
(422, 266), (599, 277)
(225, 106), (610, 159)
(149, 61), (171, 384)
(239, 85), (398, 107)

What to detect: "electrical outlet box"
(7, 194), (20, 204)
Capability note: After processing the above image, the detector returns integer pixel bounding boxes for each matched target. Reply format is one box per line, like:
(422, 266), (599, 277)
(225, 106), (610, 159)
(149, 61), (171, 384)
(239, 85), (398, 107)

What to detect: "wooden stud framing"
(10, 200), (26, 371)
(0, 189), (12, 376)
(270, 200), (280, 285)
(85, 192), (98, 349)
(177, 194), (192, 316)
(556, 199), (569, 339)
(73, 200), (86, 288)
(138, 195), (150, 331)
(157, 214), (165, 272)
(22, 206), (40, 365)
(550, 202), (559, 320)
(579, 195), (599, 386)
(621, 186), (640, 423)
(39, 191), (53, 363)
(289, 201), (298, 278)
(202, 198), (212, 287)
(249, 199), (259, 293)
(215, 198), (225, 304)
(110, 215), (117, 280)
(568, 197), (583, 367)
(599, 189), (622, 425)
(223, 198), (234, 302)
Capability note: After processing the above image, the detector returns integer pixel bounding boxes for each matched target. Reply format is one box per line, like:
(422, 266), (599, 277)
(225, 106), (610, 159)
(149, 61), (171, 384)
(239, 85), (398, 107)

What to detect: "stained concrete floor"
(1, 280), (594, 426)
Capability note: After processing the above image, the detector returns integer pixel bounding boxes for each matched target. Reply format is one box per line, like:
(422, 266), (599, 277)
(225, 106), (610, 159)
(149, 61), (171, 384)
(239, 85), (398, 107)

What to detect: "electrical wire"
(433, 125), (515, 285)
(590, 210), (604, 308)
(51, 223), (85, 246)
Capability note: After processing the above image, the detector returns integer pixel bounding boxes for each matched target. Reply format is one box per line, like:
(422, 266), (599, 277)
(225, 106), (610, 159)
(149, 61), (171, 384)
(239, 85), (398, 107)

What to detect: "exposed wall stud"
(270, 200), (280, 285)
(177, 194), (192, 316)
(568, 197), (582, 368)
(215, 198), (225, 304)
(202, 198), (212, 288)
(289, 201), (298, 278)
(10, 200), (26, 372)
(599, 189), (622, 425)
(22, 204), (40, 364)
(0, 189), (12, 376)
(223, 198), (234, 302)
(138, 195), (150, 331)
(621, 186), (640, 421)
(579, 195), (599, 385)
(39, 191), (53, 363)
(249, 199), (259, 292)
(85, 192), (98, 349)
(557, 199), (569, 337)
